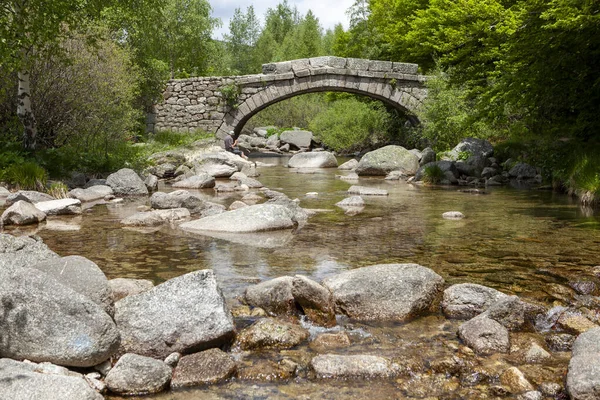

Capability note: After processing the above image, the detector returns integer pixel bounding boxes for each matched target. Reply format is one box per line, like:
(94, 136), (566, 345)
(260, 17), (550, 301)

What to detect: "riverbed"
(8, 156), (600, 398)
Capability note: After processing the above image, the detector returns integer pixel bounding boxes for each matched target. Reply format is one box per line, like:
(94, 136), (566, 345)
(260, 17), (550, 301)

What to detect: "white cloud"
(210, 0), (354, 40)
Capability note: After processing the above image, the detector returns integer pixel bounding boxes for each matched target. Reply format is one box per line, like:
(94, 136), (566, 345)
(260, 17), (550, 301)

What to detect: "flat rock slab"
(34, 198), (82, 215)
(0, 358), (103, 400)
(1, 200), (47, 225)
(69, 185), (113, 202)
(114, 269), (235, 358)
(235, 318), (309, 350)
(0, 233), (59, 269)
(32, 255), (113, 315)
(347, 186), (388, 196)
(287, 152), (338, 168)
(121, 208), (190, 227)
(322, 264), (444, 322)
(0, 266), (119, 367)
(442, 283), (509, 319)
(336, 196), (365, 207)
(311, 354), (397, 379)
(180, 203), (297, 233)
(105, 353), (172, 395)
(5, 190), (54, 205)
(171, 348), (236, 389)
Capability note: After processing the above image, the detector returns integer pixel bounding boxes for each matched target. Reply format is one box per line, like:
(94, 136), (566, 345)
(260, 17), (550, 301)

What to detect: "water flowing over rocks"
(347, 185), (388, 196)
(0, 266), (120, 367)
(235, 318), (309, 350)
(458, 316), (510, 355)
(567, 327), (600, 399)
(442, 283), (510, 319)
(1, 200), (47, 225)
(171, 348), (236, 389)
(106, 168), (149, 196)
(120, 208), (190, 227)
(322, 264), (445, 322)
(114, 269), (234, 358)
(311, 354), (398, 379)
(109, 278), (154, 302)
(287, 152), (338, 168)
(180, 203), (303, 233)
(69, 185), (113, 202)
(5, 190), (54, 205)
(172, 173), (215, 189)
(0, 358), (103, 400)
(355, 145), (420, 176)
(31, 255), (113, 315)
(291, 275), (336, 327)
(105, 353), (172, 395)
(34, 198), (82, 215)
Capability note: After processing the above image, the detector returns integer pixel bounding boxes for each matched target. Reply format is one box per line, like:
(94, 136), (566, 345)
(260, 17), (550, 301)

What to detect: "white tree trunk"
(17, 70), (38, 150)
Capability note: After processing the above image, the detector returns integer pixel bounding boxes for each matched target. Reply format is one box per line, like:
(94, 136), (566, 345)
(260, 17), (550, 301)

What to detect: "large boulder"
(311, 355), (398, 379)
(0, 186), (10, 197)
(180, 203), (303, 234)
(5, 190), (54, 206)
(322, 264), (444, 322)
(420, 147), (436, 166)
(447, 138), (494, 160)
(355, 145), (420, 176)
(0, 358), (103, 400)
(509, 163), (538, 179)
(69, 185), (113, 202)
(171, 348), (237, 389)
(105, 353), (172, 395)
(191, 151), (248, 175)
(235, 318), (309, 350)
(0, 266), (120, 367)
(114, 269), (235, 358)
(287, 152), (338, 168)
(458, 316), (510, 355)
(31, 255), (113, 315)
(172, 174), (216, 189)
(150, 190), (205, 212)
(1, 200), (47, 225)
(195, 163), (238, 178)
(34, 198), (82, 215)
(0, 234), (59, 269)
(279, 130), (313, 149)
(567, 327), (600, 400)
(106, 168), (149, 196)
(442, 283), (510, 319)
(245, 276), (296, 316)
(148, 150), (186, 166)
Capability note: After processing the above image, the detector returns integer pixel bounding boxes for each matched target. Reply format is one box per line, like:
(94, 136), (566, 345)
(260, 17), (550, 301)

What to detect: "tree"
(276, 10), (324, 60)
(225, 6), (262, 74)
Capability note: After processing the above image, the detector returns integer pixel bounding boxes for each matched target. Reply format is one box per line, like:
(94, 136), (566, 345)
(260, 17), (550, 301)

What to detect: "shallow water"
(4, 156), (600, 398)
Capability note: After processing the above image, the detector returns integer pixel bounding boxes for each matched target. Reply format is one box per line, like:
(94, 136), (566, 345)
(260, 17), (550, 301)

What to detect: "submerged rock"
(105, 353), (172, 395)
(106, 168), (148, 196)
(1, 200), (47, 226)
(0, 358), (103, 400)
(347, 185), (388, 196)
(171, 348), (236, 389)
(442, 283), (509, 319)
(310, 332), (351, 352)
(355, 145), (420, 176)
(442, 211), (464, 220)
(235, 318), (309, 350)
(311, 354), (397, 379)
(567, 327), (600, 400)
(0, 266), (119, 367)
(114, 269), (235, 358)
(121, 208), (190, 227)
(288, 152), (338, 168)
(322, 264), (444, 322)
(500, 367), (535, 394)
(335, 196), (365, 207)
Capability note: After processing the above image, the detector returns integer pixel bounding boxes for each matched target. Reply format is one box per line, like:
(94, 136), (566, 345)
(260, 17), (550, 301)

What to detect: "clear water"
(4, 156), (599, 398)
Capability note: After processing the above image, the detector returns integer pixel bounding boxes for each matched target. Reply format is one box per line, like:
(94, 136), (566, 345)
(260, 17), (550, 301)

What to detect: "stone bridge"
(150, 56), (427, 138)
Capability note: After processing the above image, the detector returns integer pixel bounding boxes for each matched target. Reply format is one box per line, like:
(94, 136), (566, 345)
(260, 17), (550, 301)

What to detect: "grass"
(422, 164), (445, 185)
(2, 162), (48, 191)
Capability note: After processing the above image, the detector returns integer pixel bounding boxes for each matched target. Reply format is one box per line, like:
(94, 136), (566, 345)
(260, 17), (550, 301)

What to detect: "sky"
(209, 0), (355, 39)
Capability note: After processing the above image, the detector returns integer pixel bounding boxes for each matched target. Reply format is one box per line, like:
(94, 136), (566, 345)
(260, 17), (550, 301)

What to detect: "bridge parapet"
(262, 56), (419, 76)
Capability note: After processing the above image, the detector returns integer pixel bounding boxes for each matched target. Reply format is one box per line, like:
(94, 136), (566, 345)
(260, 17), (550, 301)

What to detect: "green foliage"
(2, 162), (48, 191)
(309, 98), (393, 153)
(224, 6), (262, 74)
(247, 93), (329, 130)
(422, 164), (444, 185)
(220, 83), (242, 109)
(457, 151), (472, 161)
(47, 182), (70, 199)
(151, 130), (213, 147)
(417, 69), (495, 152)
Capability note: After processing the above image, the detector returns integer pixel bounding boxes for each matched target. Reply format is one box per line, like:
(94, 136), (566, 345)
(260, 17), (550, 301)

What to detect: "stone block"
(369, 60), (393, 72)
(346, 58), (370, 70)
(291, 59), (310, 74)
(392, 62), (419, 74)
(295, 69), (311, 78)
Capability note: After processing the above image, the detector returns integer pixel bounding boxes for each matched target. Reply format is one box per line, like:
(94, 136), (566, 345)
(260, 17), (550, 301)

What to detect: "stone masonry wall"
(150, 56), (426, 135)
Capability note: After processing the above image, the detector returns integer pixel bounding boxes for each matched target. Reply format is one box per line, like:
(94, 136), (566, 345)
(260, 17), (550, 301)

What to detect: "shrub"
(422, 164), (444, 185)
(220, 83), (241, 109)
(2, 162), (48, 190)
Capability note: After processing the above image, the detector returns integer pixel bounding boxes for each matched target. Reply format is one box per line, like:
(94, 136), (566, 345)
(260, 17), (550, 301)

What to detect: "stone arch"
(217, 74), (424, 138)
